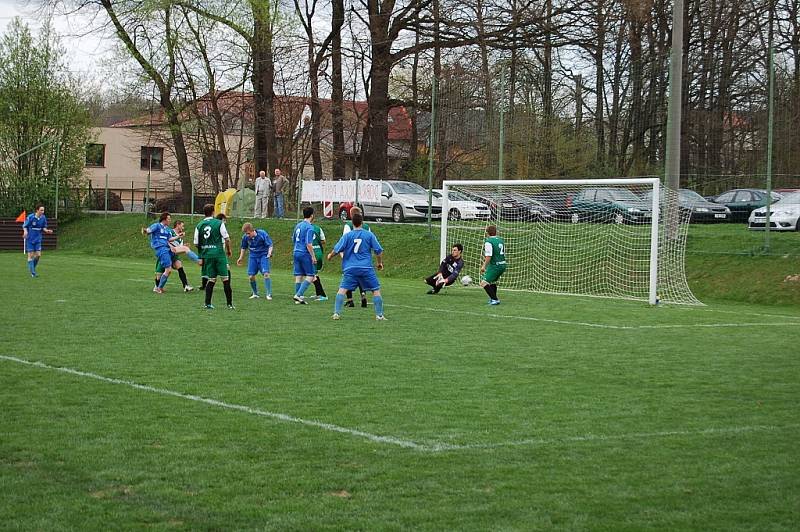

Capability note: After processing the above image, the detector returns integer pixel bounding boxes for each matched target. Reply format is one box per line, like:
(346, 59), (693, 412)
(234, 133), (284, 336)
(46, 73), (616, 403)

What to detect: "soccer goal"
(441, 178), (701, 305)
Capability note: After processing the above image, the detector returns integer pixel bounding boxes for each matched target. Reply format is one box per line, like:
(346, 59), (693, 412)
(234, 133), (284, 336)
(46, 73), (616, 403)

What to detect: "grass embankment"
(56, 213), (800, 306)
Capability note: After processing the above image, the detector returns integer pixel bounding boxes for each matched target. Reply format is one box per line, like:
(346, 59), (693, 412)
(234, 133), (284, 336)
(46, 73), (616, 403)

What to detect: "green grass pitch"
(1, 250), (798, 530)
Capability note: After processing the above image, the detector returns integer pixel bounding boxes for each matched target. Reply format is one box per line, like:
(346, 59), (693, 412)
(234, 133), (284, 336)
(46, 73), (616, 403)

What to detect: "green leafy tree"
(0, 18), (91, 218)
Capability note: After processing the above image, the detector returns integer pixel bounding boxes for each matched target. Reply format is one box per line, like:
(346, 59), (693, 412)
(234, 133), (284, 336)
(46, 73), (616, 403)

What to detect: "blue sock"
(158, 274), (169, 289)
(264, 278), (272, 296)
(335, 293), (345, 314)
(250, 280), (258, 295)
(27, 260), (35, 275)
(295, 282), (301, 294)
(373, 295), (384, 316)
(297, 280), (311, 297)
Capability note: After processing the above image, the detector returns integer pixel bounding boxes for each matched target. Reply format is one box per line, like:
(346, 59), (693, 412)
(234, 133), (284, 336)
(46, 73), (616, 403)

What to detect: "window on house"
(203, 150), (226, 175)
(85, 144), (105, 167)
(140, 147), (164, 171)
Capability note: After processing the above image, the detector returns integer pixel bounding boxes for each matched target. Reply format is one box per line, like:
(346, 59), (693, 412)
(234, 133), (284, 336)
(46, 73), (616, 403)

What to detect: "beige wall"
(84, 127), (255, 197)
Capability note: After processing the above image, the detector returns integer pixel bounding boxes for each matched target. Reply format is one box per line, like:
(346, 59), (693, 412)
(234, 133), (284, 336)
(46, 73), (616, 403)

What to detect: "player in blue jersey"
(141, 211), (175, 294)
(236, 222), (274, 300)
(326, 211), (386, 320)
(22, 204), (53, 277)
(291, 206), (317, 304)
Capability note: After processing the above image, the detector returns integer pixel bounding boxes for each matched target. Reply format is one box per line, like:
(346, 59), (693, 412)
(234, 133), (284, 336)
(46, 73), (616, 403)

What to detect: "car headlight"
(627, 208), (641, 213)
(694, 207), (710, 213)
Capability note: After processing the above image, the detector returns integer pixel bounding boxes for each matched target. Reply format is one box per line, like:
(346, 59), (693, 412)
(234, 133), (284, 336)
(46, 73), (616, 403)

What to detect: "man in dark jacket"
(425, 243), (464, 294)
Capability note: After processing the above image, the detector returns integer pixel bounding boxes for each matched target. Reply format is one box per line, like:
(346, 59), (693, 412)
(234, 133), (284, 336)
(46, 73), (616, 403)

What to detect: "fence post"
(427, 76), (437, 238)
(764, 44), (775, 252)
(54, 141), (61, 219)
(296, 170), (303, 221)
(104, 173), (109, 217)
(130, 181), (134, 212)
(190, 175), (195, 222)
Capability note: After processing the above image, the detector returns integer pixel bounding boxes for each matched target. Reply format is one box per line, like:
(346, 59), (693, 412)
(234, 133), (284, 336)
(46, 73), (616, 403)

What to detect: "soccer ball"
(461, 275), (472, 286)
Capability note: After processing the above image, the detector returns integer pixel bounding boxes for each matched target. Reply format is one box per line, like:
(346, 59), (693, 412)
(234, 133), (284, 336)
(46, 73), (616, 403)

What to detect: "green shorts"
(201, 256), (229, 279)
(482, 264), (506, 284)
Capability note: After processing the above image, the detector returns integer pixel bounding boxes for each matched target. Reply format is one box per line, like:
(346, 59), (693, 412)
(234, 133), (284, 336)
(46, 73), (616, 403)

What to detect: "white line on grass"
(2, 355), (795, 453)
(0, 355), (428, 451)
(386, 304), (799, 329)
(430, 424), (800, 451)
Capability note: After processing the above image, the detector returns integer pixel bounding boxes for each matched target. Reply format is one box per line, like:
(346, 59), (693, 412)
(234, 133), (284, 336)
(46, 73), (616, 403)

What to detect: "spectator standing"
(273, 168), (288, 218)
(254, 170), (271, 218)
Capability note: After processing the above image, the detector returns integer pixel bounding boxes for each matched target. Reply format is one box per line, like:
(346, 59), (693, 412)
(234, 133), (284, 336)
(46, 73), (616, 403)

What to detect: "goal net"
(441, 178), (701, 305)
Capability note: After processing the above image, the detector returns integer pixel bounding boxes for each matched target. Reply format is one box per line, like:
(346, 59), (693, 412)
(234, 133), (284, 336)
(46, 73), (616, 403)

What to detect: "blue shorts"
(248, 255), (271, 276)
(155, 247), (174, 270)
(340, 268), (380, 292)
(25, 240), (42, 252)
(293, 252), (316, 277)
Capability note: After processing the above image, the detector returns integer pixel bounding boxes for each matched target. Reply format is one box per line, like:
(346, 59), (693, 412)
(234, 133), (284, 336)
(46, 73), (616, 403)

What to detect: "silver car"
(748, 191), (800, 231)
(361, 181), (442, 222)
(432, 189), (491, 220)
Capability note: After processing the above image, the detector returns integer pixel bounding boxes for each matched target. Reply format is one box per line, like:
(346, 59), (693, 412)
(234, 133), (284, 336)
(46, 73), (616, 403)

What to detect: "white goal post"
(441, 178), (700, 306)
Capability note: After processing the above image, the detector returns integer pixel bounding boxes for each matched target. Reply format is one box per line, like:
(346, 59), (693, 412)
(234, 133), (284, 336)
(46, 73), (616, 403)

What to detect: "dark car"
(460, 189), (554, 221)
(641, 189), (731, 223)
(709, 189), (783, 223)
(530, 191), (576, 222)
(570, 187), (653, 224)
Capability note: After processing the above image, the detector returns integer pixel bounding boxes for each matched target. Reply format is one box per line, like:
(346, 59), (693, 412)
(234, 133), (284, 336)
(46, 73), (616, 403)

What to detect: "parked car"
(530, 191), (576, 222)
(459, 189), (555, 221)
(431, 189), (491, 220)
(641, 189), (731, 223)
(748, 191), (800, 231)
(338, 201), (356, 221)
(359, 181), (442, 222)
(710, 189), (783, 223)
(570, 187), (653, 224)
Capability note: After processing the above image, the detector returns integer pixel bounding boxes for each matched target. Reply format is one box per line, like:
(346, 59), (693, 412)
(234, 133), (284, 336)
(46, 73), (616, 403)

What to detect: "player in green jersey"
(480, 225), (506, 305)
(194, 204), (234, 309)
(311, 223), (328, 301)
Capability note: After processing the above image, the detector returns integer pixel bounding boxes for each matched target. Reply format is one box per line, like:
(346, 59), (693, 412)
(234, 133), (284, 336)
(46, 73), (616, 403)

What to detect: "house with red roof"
(83, 93), (414, 210)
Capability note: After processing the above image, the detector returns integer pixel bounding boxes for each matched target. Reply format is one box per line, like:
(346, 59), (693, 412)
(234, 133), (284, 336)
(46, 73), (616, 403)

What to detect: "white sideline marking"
(0, 355), (427, 451)
(2, 355), (795, 453)
(431, 424), (800, 451)
(386, 304), (799, 329)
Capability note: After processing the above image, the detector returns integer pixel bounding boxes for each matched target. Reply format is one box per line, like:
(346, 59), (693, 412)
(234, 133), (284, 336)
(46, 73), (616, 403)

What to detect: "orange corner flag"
(15, 210), (26, 222)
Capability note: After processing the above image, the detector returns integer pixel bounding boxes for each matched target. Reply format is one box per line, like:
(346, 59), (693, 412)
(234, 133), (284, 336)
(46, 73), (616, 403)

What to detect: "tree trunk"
(366, 6), (391, 180)
(331, 0), (346, 179)
(252, 12), (278, 189)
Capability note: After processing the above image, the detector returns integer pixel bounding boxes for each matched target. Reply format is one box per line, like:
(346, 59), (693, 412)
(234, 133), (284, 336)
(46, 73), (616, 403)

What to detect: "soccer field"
(1, 251), (798, 530)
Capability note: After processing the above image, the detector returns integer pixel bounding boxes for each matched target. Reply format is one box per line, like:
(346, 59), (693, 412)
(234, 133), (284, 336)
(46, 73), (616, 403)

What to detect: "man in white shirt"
(254, 170), (271, 218)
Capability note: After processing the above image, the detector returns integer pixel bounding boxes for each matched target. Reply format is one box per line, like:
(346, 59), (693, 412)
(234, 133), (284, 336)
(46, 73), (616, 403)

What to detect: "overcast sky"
(0, 0), (112, 77)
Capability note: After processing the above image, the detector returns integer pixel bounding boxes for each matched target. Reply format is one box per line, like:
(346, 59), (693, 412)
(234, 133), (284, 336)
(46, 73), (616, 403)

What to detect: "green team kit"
(483, 235), (507, 283)
(312, 224), (325, 270)
(196, 217), (229, 279)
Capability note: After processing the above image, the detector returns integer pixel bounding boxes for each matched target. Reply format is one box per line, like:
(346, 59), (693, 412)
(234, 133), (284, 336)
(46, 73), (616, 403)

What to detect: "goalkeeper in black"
(424, 243), (464, 294)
